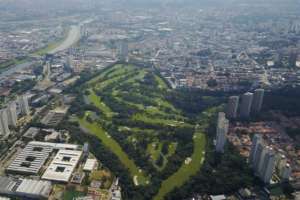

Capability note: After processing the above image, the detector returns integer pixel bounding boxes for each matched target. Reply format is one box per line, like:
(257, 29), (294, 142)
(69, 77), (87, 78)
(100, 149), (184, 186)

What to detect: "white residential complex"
(240, 92), (254, 118)
(6, 101), (18, 127)
(226, 96), (239, 119)
(215, 112), (229, 153)
(18, 95), (30, 116)
(249, 134), (290, 184)
(252, 89), (265, 114)
(0, 109), (10, 137)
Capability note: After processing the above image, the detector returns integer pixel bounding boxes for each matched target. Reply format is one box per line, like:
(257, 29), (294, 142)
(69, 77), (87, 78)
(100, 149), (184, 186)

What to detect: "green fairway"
(155, 75), (168, 89)
(87, 89), (114, 118)
(153, 131), (206, 200)
(87, 64), (135, 86)
(79, 115), (150, 186)
(147, 141), (177, 171)
(147, 142), (163, 161)
(132, 113), (187, 127)
(73, 63), (213, 199)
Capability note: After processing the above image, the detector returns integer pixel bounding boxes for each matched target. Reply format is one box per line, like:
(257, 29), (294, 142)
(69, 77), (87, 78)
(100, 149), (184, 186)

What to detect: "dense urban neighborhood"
(0, 0), (300, 200)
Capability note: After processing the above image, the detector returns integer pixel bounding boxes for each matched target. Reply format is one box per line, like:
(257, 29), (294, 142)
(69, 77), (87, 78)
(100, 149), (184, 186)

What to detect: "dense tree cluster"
(166, 88), (225, 115)
(11, 79), (37, 94)
(165, 144), (255, 200)
(63, 63), (257, 200)
(263, 86), (300, 117)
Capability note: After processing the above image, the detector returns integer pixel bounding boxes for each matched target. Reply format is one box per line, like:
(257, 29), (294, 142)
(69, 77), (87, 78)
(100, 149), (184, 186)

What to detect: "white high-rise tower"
(240, 92), (253, 118)
(0, 109), (10, 137)
(260, 147), (276, 183)
(226, 96), (239, 119)
(7, 101), (18, 127)
(252, 89), (264, 113)
(18, 95), (30, 116)
(249, 134), (263, 164)
(215, 112), (229, 153)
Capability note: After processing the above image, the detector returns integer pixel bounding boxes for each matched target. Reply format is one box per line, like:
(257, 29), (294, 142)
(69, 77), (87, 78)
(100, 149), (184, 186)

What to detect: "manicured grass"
(106, 65), (132, 78)
(166, 143), (177, 158)
(87, 64), (135, 86)
(122, 69), (147, 84)
(148, 142), (177, 171)
(155, 75), (168, 89)
(88, 89), (114, 118)
(63, 189), (84, 200)
(93, 69), (138, 90)
(77, 63), (211, 196)
(153, 132), (206, 200)
(147, 142), (163, 162)
(132, 113), (188, 127)
(145, 106), (186, 120)
(78, 115), (149, 186)
(118, 126), (158, 137)
(155, 98), (181, 114)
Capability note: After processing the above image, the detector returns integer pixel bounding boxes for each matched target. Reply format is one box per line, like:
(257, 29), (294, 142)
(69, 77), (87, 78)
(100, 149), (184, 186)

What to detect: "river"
(49, 25), (81, 54)
(0, 25), (81, 79)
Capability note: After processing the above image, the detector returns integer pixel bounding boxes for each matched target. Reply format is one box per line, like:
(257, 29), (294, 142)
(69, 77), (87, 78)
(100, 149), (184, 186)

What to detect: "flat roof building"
(29, 141), (79, 150)
(6, 141), (80, 175)
(0, 176), (52, 199)
(83, 159), (98, 172)
(22, 127), (40, 141)
(42, 149), (82, 182)
(6, 142), (53, 175)
(41, 108), (68, 126)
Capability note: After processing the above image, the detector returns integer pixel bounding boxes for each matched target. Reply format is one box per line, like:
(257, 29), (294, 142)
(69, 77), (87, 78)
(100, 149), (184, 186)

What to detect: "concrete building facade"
(226, 96), (239, 119)
(18, 95), (30, 116)
(249, 134), (263, 164)
(7, 101), (18, 127)
(0, 109), (10, 137)
(240, 92), (253, 118)
(252, 89), (264, 113)
(215, 112), (229, 153)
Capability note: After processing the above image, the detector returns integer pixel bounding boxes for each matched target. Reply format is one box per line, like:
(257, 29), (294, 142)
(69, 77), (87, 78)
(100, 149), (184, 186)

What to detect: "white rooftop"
(83, 159), (98, 172)
(6, 142), (53, 175)
(42, 149), (82, 182)
(16, 178), (52, 197)
(0, 176), (52, 199)
(210, 195), (226, 200)
(29, 141), (79, 150)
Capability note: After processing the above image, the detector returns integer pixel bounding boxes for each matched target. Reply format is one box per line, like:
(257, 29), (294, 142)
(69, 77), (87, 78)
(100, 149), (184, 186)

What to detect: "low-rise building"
(42, 149), (82, 182)
(83, 159), (98, 172)
(0, 176), (52, 199)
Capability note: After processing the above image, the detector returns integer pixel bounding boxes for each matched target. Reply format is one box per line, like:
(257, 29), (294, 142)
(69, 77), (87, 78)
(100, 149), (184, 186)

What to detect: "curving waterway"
(49, 25), (81, 54)
(0, 25), (81, 79)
